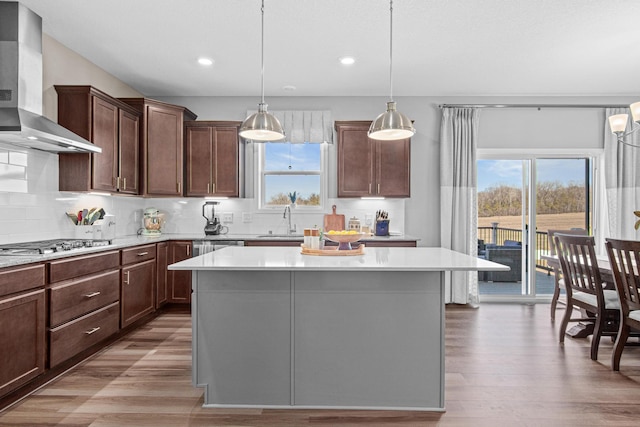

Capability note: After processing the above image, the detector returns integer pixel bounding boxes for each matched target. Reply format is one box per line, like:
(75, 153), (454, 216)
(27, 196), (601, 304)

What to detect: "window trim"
(256, 142), (327, 211)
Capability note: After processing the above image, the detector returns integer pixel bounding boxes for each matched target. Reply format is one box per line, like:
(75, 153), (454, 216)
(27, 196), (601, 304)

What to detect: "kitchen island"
(169, 246), (507, 411)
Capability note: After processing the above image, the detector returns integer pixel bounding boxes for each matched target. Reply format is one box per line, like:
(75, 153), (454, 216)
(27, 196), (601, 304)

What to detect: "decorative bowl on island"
(324, 231), (367, 250)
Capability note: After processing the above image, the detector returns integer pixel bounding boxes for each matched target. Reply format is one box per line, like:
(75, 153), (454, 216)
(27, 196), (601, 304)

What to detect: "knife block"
(375, 220), (390, 236)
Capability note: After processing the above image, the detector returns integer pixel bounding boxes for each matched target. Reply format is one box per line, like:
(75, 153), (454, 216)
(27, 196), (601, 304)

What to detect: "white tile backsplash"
(0, 146), (405, 244)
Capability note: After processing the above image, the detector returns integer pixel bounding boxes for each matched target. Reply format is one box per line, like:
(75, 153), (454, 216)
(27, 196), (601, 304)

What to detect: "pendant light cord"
(389, 0), (394, 103)
(260, 0), (265, 105)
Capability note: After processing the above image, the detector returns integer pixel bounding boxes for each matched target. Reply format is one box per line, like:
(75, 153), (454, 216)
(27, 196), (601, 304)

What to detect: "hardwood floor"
(2, 304), (640, 426)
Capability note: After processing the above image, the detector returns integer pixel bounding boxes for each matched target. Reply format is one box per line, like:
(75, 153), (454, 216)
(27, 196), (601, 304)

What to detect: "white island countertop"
(169, 246), (509, 272)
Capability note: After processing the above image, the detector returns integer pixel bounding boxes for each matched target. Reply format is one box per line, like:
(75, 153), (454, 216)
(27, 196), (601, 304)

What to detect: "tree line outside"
(478, 181), (586, 217)
(266, 192), (321, 206)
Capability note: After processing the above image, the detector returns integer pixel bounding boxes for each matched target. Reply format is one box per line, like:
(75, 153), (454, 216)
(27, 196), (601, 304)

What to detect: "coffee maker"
(203, 201), (222, 235)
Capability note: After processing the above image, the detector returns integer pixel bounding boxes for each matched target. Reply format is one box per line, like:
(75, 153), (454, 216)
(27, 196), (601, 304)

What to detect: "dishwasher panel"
(193, 240), (244, 256)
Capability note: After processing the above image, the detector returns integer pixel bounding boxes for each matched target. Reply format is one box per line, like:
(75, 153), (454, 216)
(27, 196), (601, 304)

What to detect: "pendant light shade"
(239, 102), (285, 141)
(369, 101), (415, 140)
(239, 0), (285, 142)
(368, 0), (415, 141)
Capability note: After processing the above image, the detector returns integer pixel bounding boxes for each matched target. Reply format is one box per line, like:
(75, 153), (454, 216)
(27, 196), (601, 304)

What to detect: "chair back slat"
(555, 234), (603, 304)
(548, 229), (587, 257)
(606, 238), (640, 315)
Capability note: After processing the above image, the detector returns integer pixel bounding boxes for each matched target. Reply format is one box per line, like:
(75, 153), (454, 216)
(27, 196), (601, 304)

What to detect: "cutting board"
(324, 205), (345, 231)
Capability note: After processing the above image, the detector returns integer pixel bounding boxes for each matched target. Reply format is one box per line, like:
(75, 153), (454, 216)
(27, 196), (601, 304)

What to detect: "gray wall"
(157, 95), (634, 246)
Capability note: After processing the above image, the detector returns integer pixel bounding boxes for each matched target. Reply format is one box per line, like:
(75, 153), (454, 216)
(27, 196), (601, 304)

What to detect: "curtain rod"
(438, 103), (629, 109)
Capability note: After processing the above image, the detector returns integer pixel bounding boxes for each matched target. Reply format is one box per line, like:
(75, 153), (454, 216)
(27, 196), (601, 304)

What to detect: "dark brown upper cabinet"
(55, 86), (141, 194)
(185, 121), (241, 197)
(119, 98), (197, 197)
(335, 121), (410, 198)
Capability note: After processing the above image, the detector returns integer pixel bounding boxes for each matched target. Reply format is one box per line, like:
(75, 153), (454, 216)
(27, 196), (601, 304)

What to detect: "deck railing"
(478, 223), (552, 272)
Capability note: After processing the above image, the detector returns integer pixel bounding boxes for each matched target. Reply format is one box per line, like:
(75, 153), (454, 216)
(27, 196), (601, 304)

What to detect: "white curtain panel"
(440, 108), (480, 305)
(604, 107), (640, 240)
(245, 110), (333, 144)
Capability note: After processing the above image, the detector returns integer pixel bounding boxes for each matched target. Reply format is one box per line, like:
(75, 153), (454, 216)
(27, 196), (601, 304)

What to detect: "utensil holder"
(75, 225), (94, 239)
(375, 220), (390, 236)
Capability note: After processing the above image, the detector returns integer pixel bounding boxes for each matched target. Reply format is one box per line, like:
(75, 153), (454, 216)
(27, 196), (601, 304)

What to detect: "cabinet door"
(186, 127), (213, 196)
(0, 289), (45, 397)
(145, 104), (183, 196)
(156, 242), (169, 308)
(375, 138), (410, 197)
(212, 127), (240, 197)
(118, 109), (140, 194)
(91, 96), (119, 192)
(337, 124), (375, 197)
(121, 259), (155, 328)
(168, 241), (192, 303)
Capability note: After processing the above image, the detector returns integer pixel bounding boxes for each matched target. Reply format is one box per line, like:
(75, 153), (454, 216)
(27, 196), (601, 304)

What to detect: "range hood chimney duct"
(0, 1), (101, 154)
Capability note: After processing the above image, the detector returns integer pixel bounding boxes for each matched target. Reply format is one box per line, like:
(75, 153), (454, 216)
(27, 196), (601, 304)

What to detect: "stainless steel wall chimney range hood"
(0, 1), (101, 154)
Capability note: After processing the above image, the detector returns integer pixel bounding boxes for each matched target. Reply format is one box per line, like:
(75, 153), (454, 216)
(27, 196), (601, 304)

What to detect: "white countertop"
(168, 246), (510, 272)
(0, 233), (420, 269)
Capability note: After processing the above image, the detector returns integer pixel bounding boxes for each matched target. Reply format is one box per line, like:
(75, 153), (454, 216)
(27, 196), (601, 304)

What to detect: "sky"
(264, 143), (321, 202)
(477, 159), (588, 192)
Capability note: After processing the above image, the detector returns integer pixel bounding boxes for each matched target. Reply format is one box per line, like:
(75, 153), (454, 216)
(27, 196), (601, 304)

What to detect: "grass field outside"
(478, 212), (587, 233)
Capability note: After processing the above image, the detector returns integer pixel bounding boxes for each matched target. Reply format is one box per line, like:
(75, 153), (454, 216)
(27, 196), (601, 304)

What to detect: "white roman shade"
(243, 110), (333, 143)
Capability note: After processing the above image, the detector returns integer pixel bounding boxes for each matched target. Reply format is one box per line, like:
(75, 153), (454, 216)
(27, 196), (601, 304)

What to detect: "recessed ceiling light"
(282, 85), (297, 91)
(197, 57), (214, 66)
(339, 56), (355, 65)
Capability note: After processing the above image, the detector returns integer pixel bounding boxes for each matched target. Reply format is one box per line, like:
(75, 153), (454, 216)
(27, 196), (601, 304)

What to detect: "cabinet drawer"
(49, 269), (120, 327)
(49, 250), (120, 283)
(121, 244), (156, 265)
(0, 264), (45, 298)
(49, 301), (119, 367)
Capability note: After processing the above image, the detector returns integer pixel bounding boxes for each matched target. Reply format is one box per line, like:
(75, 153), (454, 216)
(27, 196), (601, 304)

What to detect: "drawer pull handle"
(85, 327), (101, 335)
(124, 271), (130, 285)
(84, 291), (101, 298)
(137, 252), (149, 256)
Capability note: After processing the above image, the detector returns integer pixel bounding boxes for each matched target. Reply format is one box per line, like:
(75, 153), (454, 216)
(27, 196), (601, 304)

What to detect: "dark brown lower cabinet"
(0, 288), (45, 397)
(49, 302), (120, 368)
(156, 241), (169, 308)
(120, 245), (156, 328)
(168, 241), (192, 303)
(48, 251), (121, 368)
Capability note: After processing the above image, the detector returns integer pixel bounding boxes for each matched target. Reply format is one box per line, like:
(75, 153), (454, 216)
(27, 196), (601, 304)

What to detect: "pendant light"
(608, 102), (640, 148)
(239, 0), (285, 142)
(368, 0), (415, 141)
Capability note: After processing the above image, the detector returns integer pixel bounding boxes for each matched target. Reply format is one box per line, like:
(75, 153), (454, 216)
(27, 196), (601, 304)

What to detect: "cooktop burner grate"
(0, 239), (112, 255)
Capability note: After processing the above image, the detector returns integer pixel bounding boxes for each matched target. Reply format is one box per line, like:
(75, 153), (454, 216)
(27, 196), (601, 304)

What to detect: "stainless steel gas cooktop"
(0, 239), (112, 256)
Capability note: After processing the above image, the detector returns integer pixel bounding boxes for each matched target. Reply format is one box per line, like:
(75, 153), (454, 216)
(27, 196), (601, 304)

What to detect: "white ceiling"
(18, 0), (640, 98)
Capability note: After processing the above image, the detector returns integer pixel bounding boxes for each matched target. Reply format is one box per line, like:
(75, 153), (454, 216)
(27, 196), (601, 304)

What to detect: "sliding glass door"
(477, 156), (591, 300)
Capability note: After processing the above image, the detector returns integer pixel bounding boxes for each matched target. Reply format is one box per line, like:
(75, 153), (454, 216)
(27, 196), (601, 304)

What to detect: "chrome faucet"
(283, 206), (296, 235)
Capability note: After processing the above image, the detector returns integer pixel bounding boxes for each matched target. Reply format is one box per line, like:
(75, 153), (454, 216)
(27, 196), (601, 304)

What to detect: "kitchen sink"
(256, 234), (303, 238)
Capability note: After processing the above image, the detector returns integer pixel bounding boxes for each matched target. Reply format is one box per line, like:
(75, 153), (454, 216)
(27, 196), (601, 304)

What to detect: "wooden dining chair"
(555, 234), (620, 360)
(605, 238), (640, 371)
(547, 229), (587, 321)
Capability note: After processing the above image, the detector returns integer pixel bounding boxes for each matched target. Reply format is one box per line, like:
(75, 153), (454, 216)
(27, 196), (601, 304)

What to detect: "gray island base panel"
(170, 247), (509, 411)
